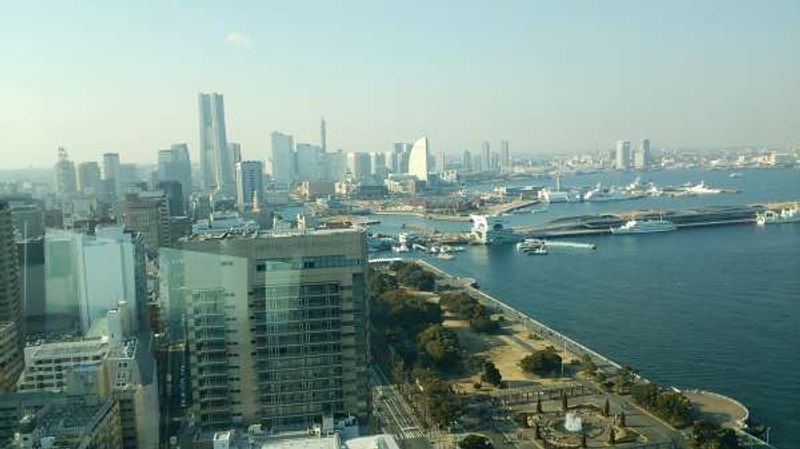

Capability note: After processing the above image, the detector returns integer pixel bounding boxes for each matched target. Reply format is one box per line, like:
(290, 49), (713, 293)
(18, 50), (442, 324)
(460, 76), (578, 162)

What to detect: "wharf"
(516, 204), (773, 238)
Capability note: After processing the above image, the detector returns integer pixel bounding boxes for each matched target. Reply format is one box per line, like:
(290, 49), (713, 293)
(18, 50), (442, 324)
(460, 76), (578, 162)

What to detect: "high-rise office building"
(615, 140), (632, 170)
(634, 138), (651, 170)
(54, 147), (77, 196)
(270, 132), (296, 185)
(77, 162), (102, 195)
(369, 152), (387, 177)
(462, 150), (472, 171)
(123, 191), (170, 254)
(229, 142), (242, 165)
(160, 228), (369, 431)
(295, 144), (324, 181)
(102, 152), (122, 200)
(439, 150), (446, 172)
(500, 140), (510, 172)
(198, 92), (234, 194)
(156, 180), (185, 217)
(157, 143), (193, 203)
(408, 137), (430, 182)
(236, 161), (264, 211)
(347, 152), (371, 181)
(0, 201), (23, 392)
(392, 142), (411, 174)
(482, 141), (491, 173)
(42, 227), (146, 334)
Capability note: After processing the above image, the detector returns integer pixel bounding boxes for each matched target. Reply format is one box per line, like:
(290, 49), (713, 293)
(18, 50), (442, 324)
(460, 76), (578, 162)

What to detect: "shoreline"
(412, 258), (775, 447)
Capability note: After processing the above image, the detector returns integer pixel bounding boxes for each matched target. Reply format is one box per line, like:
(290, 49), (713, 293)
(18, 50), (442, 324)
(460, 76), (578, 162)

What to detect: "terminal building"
(159, 228), (370, 432)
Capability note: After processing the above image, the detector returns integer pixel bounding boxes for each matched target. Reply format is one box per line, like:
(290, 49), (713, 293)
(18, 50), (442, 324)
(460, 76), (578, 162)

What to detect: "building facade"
(235, 160), (264, 211)
(199, 92), (235, 195)
(407, 137), (429, 182)
(161, 229), (370, 431)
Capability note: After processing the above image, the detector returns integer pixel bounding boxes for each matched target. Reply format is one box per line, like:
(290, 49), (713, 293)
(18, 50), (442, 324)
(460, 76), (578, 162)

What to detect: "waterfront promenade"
(412, 259), (776, 448)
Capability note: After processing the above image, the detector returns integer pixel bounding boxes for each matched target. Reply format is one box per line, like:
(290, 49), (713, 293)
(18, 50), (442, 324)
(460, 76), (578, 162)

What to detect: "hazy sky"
(2, 1), (799, 168)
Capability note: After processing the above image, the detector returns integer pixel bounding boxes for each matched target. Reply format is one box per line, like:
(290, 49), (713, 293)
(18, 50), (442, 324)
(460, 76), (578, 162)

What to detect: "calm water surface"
(368, 169), (800, 446)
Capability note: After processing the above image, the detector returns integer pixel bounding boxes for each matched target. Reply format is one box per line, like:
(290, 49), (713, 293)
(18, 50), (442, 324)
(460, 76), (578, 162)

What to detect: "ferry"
(756, 206), (800, 226)
(611, 219), (677, 235)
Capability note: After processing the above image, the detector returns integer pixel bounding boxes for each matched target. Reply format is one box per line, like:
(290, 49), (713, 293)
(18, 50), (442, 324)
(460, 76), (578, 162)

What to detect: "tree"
(368, 269), (398, 297)
(580, 353), (597, 377)
(690, 421), (742, 449)
(459, 434), (493, 449)
(632, 383), (693, 428)
(603, 398), (610, 417)
(536, 396), (543, 414)
(417, 325), (462, 368)
(470, 315), (500, 334)
(481, 361), (503, 387)
(619, 411), (626, 427)
(519, 349), (562, 377)
(614, 365), (636, 394)
(394, 262), (436, 291)
(609, 427), (616, 445)
(561, 391), (568, 411)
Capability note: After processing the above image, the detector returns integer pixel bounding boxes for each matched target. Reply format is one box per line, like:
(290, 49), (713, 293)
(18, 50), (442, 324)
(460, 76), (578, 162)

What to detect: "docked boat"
(611, 219), (677, 235)
(684, 181), (721, 195)
(583, 183), (641, 202)
(756, 206), (800, 226)
(436, 252), (455, 260)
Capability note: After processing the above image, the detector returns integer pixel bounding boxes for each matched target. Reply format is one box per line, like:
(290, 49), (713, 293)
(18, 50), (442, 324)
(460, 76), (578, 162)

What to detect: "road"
(371, 368), (431, 449)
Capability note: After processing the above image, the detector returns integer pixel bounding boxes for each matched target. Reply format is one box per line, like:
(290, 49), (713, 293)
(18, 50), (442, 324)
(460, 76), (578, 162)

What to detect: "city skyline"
(2, 1), (800, 168)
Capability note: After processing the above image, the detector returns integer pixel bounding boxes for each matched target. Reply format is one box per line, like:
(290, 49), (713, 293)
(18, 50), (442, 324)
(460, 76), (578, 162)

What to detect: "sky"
(1, 1), (799, 168)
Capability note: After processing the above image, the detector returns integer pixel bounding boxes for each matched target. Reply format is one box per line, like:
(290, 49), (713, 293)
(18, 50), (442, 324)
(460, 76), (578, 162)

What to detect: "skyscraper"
(439, 150), (446, 172)
(393, 142), (411, 174)
(160, 228), (370, 430)
(157, 143), (193, 203)
(370, 151), (387, 177)
(462, 150), (472, 171)
(408, 137), (430, 182)
(54, 147), (77, 195)
(346, 152), (371, 181)
(482, 141), (491, 173)
(198, 92), (234, 194)
(235, 160), (264, 211)
(0, 200), (23, 391)
(615, 140), (632, 170)
(229, 142), (242, 165)
(634, 138), (651, 171)
(102, 152), (122, 199)
(500, 140), (510, 172)
(295, 144), (324, 181)
(270, 132), (296, 185)
(77, 162), (102, 195)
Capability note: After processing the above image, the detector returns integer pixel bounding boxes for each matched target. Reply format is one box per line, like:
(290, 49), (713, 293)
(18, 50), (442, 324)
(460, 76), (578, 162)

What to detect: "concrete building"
(15, 319), (159, 449)
(296, 144), (325, 181)
(271, 132), (297, 186)
(77, 162), (102, 196)
(481, 141), (491, 172)
(157, 143), (192, 203)
(500, 140), (510, 172)
(102, 152), (122, 202)
(229, 142), (242, 165)
(407, 137), (429, 182)
(634, 138), (651, 170)
(123, 191), (170, 253)
(369, 152), (387, 177)
(13, 395), (122, 449)
(199, 92), (235, 195)
(346, 152), (371, 181)
(0, 322), (23, 392)
(462, 150), (472, 172)
(615, 140), (632, 170)
(54, 147), (78, 196)
(392, 143), (411, 174)
(43, 227), (145, 334)
(0, 201), (23, 392)
(235, 160), (264, 211)
(160, 228), (370, 431)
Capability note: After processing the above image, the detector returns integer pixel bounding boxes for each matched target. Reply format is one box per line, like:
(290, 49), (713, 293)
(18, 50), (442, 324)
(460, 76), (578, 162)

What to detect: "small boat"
(436, 253), (455, 260)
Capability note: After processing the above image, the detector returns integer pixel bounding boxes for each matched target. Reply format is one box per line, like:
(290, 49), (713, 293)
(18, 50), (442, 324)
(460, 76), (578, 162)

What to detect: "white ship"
(756, 206), (800, 226)
(470, 215), (522, 245)
(583, 184), (639, 202)
(611, 219), (677, 235)
(684, 181), (721, 195)
(516, 239), (548, 255)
